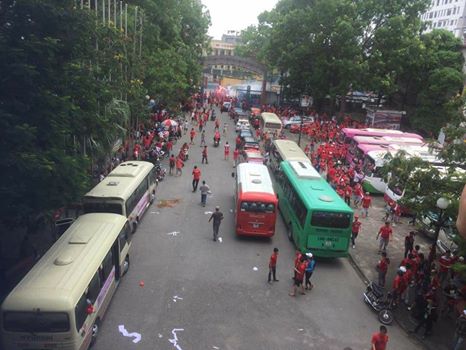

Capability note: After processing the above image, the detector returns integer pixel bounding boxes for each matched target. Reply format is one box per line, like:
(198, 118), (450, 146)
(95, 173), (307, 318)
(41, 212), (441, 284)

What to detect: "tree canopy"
(0, 0), (209, 227)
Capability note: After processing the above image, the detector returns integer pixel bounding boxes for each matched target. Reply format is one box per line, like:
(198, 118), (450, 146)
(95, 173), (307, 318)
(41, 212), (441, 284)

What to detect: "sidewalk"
(348, 195), (456, 350)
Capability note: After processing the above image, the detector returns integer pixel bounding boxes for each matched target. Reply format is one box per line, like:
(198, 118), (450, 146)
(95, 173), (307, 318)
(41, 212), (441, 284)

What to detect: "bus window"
(101, 250), (113, 281)
(240, 201), (275, 213)
(3, 311), (70, 333)
(311, 211), (351, 229)
(83, 202), (123, 215)
(118, 225), (131, 252)
(75, 294), (88, 331)
(86, 272), (101, 304)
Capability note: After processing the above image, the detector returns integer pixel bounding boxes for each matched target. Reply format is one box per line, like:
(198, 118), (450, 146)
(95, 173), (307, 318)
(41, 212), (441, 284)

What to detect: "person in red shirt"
(224, 141), (230, 160)
(353, 183), (363, 208)
(175, 156), (184, 176)
(267, 248), (279, 283)
(351, 215), (362, 248)
(361, 192), (372, 218)
(290, 255), (307, 297)
(392, 267), (406, 303)
(190, 128), (196, 144)
(166, 140), (173, 157)
(377, 221), (393, 253)
(344, 184), (352, 206)
(233, 148), (240, 167)
(377, 252), (390, 287)
(371, 325), (388, 350)
(192, 166), (201, 192)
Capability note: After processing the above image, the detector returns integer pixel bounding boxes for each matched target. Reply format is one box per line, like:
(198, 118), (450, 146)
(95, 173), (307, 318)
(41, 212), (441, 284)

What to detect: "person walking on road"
(268, 247), (279, 283)
(361, 192), (372, 218)
(304, 253), (316, 290)
(371, 325), (388, 350)
(175, 156), (184, 176)
(289, 255), (306, 297)
(200, 130), (206, 146)
(224, 141), (230, 160)
(233, 148), (240, 167)
(208, 206), (224, 241)
(169, 154), (176, 175)
(404, 231), (415, 258)
(199, 181), (210, 207)
(453, 310), (466, 350)
(190, 128), (196, 144)
(192, 166), (201, 192)
(376, 221), (393, 254)
(376, 252), (390, 287)
(202, 146), (208, 164)
(351, 215), (362, 248)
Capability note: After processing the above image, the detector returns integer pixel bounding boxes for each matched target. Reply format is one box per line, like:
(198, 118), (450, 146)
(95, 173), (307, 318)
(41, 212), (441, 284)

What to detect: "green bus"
(275, 160), (353, 257)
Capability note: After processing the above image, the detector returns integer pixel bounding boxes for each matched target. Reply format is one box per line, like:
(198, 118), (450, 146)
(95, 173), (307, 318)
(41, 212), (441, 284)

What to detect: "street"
(94, 109), (423, 350)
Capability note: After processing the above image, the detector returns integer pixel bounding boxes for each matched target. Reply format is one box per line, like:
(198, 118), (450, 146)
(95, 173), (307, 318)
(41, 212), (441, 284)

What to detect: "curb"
(347, 252), (433, 350)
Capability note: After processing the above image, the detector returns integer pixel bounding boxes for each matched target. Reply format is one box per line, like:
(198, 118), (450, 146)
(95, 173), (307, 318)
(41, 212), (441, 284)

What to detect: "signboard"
(300, 95), (312, 107)
(366, 109), (404, 130)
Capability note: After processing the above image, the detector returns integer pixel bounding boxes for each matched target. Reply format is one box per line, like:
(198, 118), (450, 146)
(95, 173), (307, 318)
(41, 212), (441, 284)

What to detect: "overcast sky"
(201, 0), (279, 39)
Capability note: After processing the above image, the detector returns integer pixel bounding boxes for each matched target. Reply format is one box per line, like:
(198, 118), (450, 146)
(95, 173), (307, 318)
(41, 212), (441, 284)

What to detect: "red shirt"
(233, 149), (240, 160)
(296, 262), (306, 280)
(176, 158), (183, 168)
(190, 130), (196, 138)
(224, 144), (230, 154)
(377, 258), (388, 273)
(362, 195), (372, 208)
(269, 253), (278, 268)
(352, 220), (362, 234)
(379, 226), (392, 239)
(192, 168), (201, 180)
(371, 332), (388, 350)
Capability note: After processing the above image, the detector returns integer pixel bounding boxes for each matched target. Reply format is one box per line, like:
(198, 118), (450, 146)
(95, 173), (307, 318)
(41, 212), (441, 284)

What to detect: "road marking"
(118, 325), (142, 343)
(168, 328), (184, 350)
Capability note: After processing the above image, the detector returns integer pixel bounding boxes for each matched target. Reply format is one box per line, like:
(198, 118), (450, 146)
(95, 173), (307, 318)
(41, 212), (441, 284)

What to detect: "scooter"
(213, 137), (220, 147)
(155, 164), (166, 181)
(363, 281), (396, 325)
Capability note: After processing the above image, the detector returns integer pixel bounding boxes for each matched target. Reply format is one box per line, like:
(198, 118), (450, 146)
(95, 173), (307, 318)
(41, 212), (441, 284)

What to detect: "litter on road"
(118, 325), (142, 344)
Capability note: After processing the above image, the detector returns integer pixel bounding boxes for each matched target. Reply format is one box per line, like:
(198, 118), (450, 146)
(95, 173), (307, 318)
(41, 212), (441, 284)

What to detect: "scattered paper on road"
(158, 333), (163, 338)
(204, 211), (213, 215)
(150, 211), (160, 214)
(168, 328), (184, 350)
(166, 231), (180, 236)
(218, 237), (222, 243)
(118, 325), (142, 343)
(172, 295), (183, 303)
(212, 346), (220, 349)
(253, 267), (258, 271)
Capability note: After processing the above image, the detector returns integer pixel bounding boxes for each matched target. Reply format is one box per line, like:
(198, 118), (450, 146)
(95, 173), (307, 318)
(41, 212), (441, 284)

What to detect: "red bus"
(235, 163), (277, 237)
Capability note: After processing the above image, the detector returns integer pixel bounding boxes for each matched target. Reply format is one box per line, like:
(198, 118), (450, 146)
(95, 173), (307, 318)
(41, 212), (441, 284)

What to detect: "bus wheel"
(123, 255), (130, 275)
(90, 319), (101, 347)
(287, 225), (293, 242)
(132, 222), (137, 234)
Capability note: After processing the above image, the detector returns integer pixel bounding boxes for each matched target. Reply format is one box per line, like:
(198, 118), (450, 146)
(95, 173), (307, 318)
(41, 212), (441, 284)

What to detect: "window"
(311, 211), (351, 229)
(83, 201), (123, 215)
(101, 250), (114, 281)
(75, 294), (88, 331)
(118, 224), (131, 252)
(125, 176), (149, 215)
(240, 201), (275, 213)
(4, 312), (70, 332)
(86, 272), (101, 304)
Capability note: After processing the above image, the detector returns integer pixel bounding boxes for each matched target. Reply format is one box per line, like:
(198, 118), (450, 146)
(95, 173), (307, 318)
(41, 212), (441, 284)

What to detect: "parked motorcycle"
(155, 164), (166, 181)
(363, 281), (396, 325)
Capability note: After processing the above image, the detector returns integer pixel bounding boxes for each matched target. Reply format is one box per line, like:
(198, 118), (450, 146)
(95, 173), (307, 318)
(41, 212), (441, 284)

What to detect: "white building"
(421, 0), (466, 40)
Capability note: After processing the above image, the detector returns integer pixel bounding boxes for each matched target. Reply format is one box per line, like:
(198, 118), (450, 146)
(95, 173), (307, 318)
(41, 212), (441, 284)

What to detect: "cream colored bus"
(269, 139), (309, 174)
(259, 112), (282, 138)
(83, 161), (157, 232)
(1, 213), (132, 350)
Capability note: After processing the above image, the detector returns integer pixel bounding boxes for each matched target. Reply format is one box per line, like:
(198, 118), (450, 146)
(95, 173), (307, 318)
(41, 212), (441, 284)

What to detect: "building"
(421, 0), (466, 39)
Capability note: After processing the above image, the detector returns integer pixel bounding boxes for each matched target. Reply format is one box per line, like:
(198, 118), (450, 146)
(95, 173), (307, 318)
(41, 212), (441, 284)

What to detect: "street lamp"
(428, 197), (450, 267)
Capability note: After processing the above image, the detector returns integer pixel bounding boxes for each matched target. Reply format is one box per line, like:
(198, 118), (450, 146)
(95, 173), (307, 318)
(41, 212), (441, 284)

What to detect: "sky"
(201, 0), (279, 39)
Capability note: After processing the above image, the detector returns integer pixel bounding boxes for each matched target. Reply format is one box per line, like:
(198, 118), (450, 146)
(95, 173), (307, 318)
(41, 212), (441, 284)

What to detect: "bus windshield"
(3, 312), (70, 333)
(240, 201), (275, 213)
(83, 202), (123, 215)
(311, 211), (351, 229)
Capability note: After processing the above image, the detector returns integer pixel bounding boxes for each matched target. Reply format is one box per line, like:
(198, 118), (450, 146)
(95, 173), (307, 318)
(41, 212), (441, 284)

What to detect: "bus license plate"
(253, 223), (259, 228)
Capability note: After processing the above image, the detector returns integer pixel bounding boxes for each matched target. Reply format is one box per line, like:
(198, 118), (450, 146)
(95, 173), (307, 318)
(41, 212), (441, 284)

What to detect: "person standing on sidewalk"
(376, 252), (390, 287)
(304, 253), (316, 290)
(202, 146), (208, 164)
(371, 325), (388, 350)
(267, 248), (279, 283)
(208, 206), (224, 241)
(453, 310), (466, 350)
(361, 192), (372, 218)
(192, 166), (201, 192)
(351, 215), (362, 249)
(404, 231), (415, 258)
(199, 181), (210, 207)
(376, 221), (393, 254)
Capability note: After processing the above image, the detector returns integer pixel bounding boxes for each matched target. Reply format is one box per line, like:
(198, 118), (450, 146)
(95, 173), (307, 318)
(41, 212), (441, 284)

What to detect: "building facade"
(421, 0), (466, 39)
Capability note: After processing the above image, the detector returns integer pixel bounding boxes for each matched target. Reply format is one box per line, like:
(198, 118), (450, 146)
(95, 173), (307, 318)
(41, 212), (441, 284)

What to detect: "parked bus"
(340, 128), (423, 144)
(1, 213), (132, 350)
(235, 163), (278, 237)
(347, 143), (389, 166)
(83, 161), (157, 232)
(269, 139), (308, 174)
(352, 135), (424, 147)
(260, 112), (282, 138)
(275, 160), (353, 257)
(361, 149), (390, 194)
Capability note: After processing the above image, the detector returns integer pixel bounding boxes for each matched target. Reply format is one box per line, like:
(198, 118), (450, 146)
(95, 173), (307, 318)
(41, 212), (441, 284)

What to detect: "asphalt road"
(94, 108), (423, 350)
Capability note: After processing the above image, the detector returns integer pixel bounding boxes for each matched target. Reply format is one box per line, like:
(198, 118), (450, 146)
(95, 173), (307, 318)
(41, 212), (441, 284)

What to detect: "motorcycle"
(213, 137), (220, 147)
(155, 164), (166, 181)
(363, 281), (397, 325)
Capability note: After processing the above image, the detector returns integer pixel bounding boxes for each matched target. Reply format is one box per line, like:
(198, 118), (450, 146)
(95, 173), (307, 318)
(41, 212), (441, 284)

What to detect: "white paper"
(118, 324), (142, 343)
